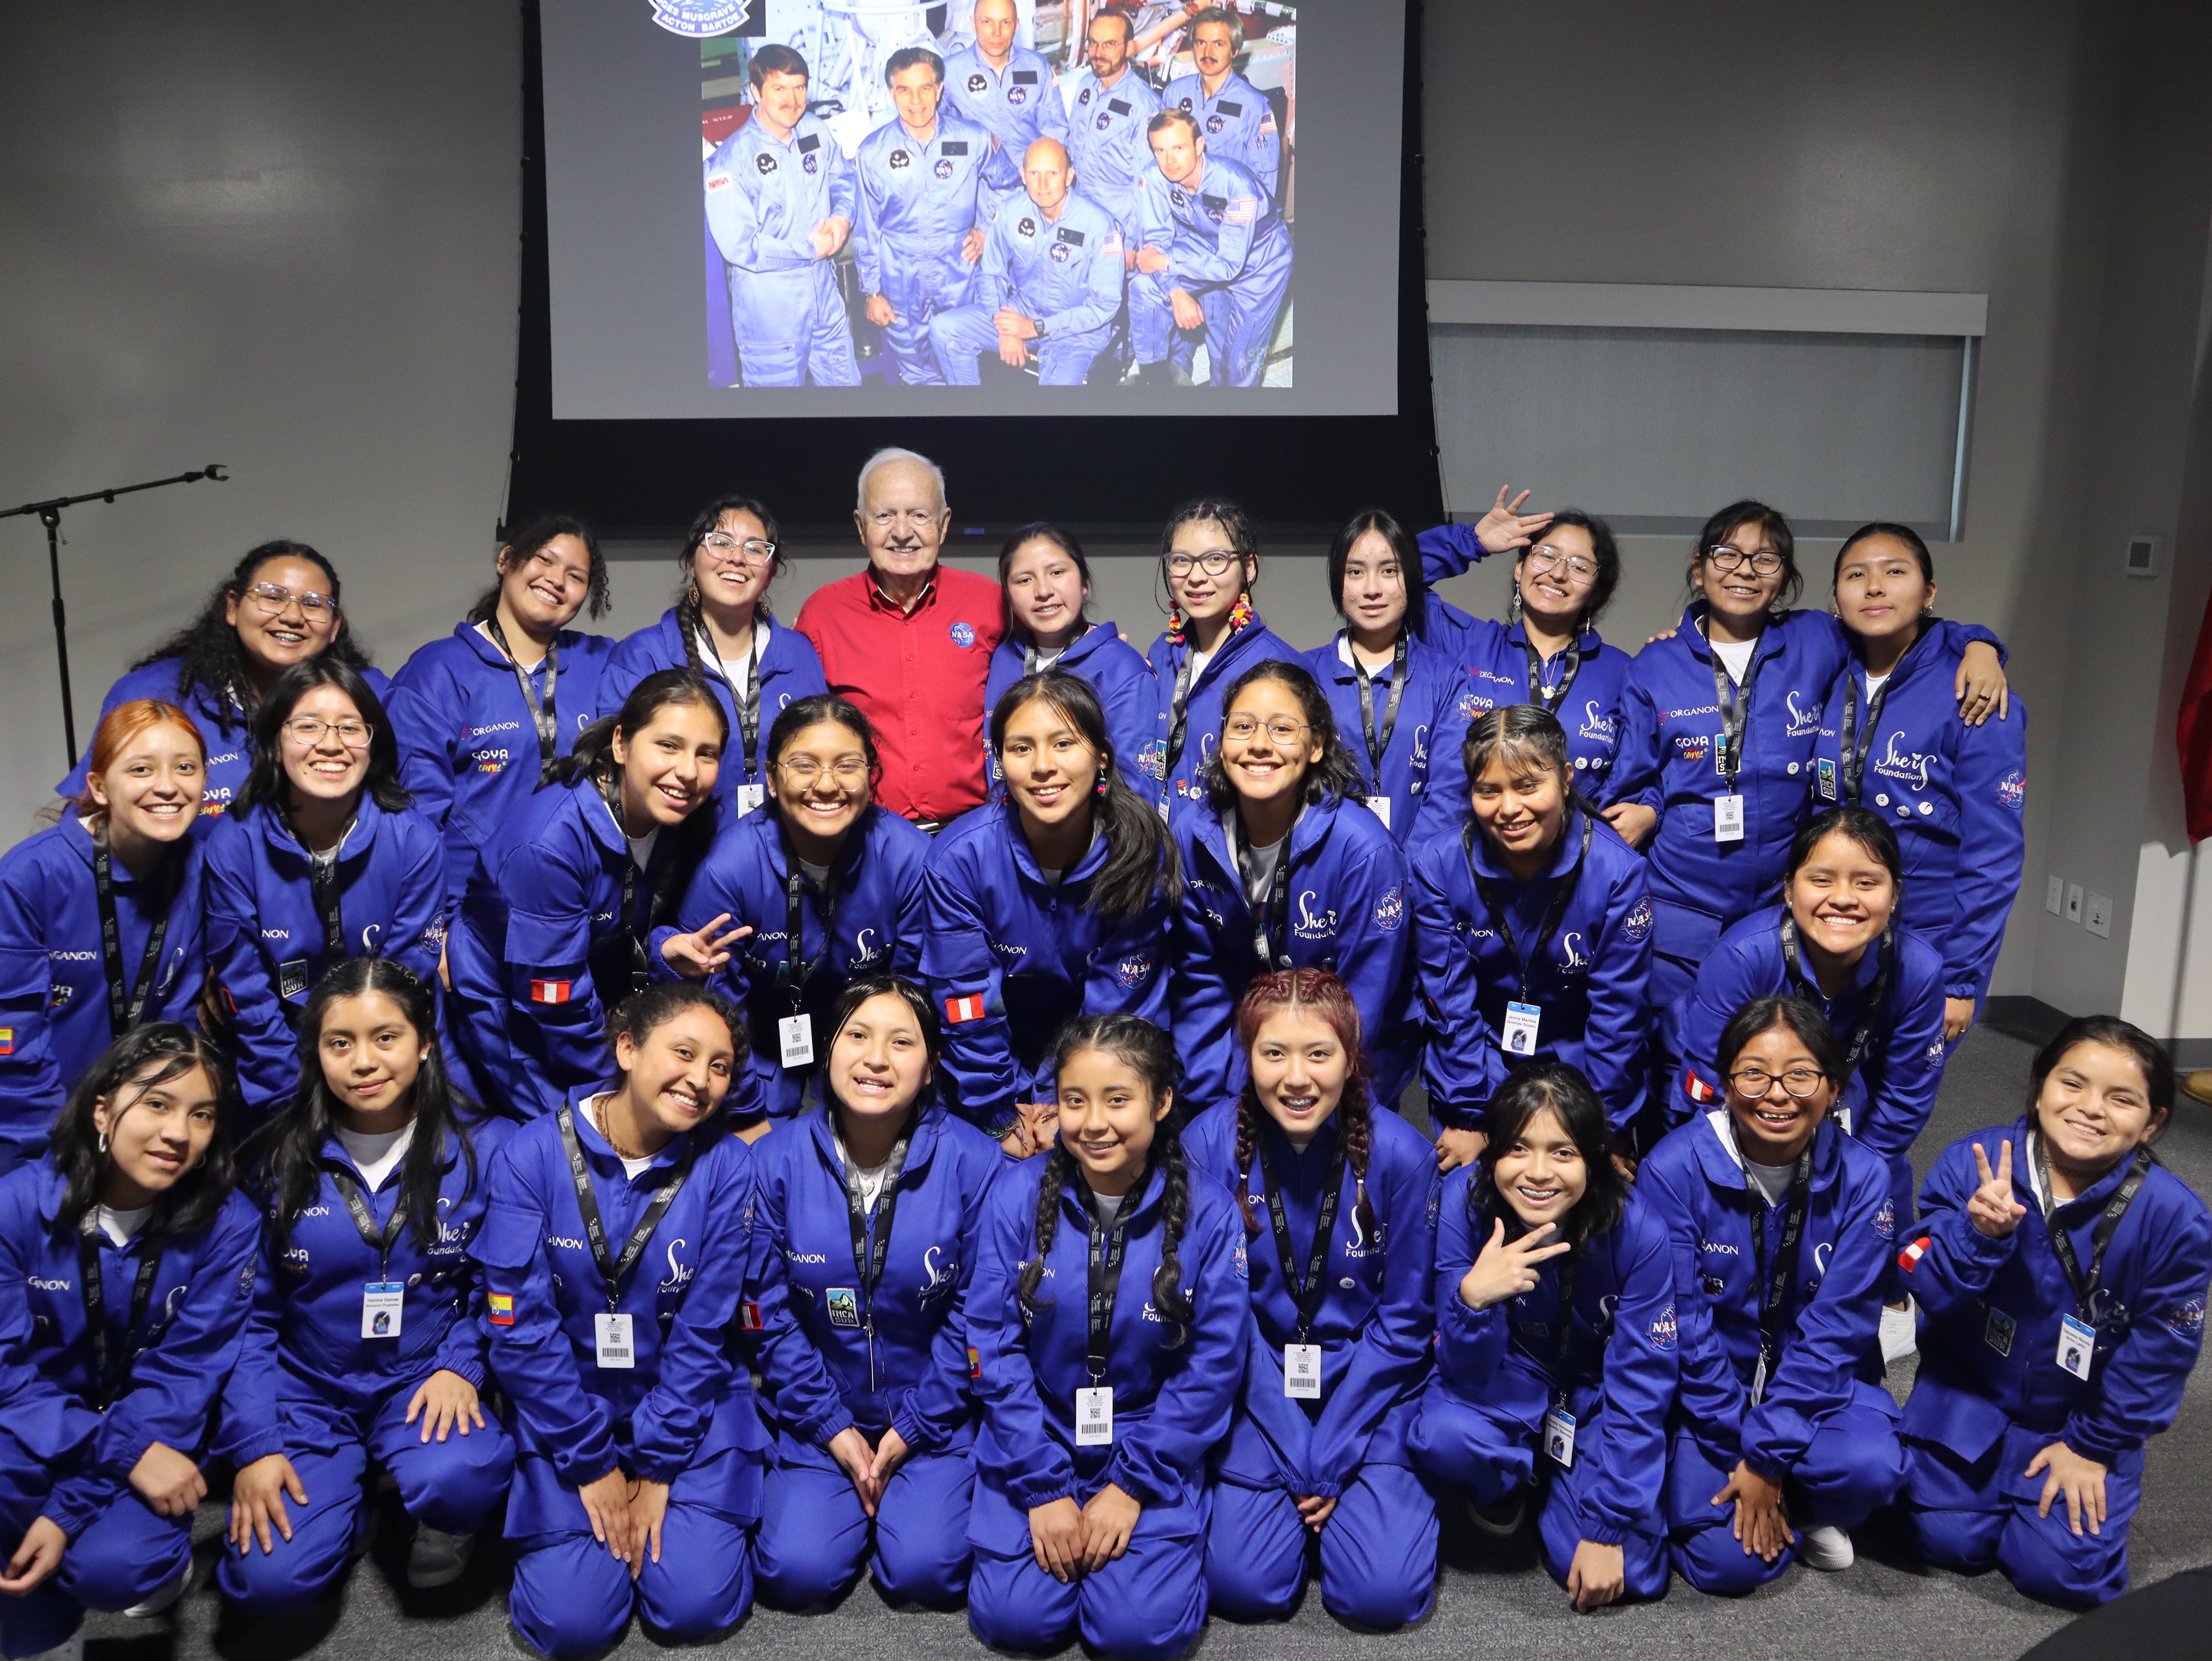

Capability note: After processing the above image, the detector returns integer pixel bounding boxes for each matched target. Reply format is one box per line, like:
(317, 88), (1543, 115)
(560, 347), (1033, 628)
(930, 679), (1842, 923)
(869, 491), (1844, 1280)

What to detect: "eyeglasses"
(1165, 550), (1239, 578)
(1706, 545), (1786, 577)
(1223, 715), (1309, 746)
(776, 757), (869, 786)
(1524, 546), (1598, 583)
(281, 717), (373, 749)
(1727, 1065), (1828, 1100)
(243, 581), (338, 618)
(702, 532), (776, 565)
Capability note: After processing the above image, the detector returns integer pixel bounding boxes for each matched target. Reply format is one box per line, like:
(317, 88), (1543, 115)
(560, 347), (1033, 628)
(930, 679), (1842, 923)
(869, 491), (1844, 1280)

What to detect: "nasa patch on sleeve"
(1372, 884), (1406, 933)
(1647, 1303), (1677, 1352)
(1872, 1198), (1896, 1240)
(1622, 896), (1654, 944)
(1997, 769), (2026, 813)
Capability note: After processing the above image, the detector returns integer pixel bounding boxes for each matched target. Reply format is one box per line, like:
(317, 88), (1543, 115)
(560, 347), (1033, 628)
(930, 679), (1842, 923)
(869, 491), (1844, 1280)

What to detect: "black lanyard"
(1839, 632), (1930, 802)
(1083, 1167), (1150, 1382)
(486, 615), (560, 776)
(1466, 814), (1593, 994)
(555, 1101), (698, 1313)
(1255, 1134), (1344, 1343)
(1348, 632), (1408, 787)
(701, 622), (763, 782)
(289, 823), (350, 966)
(1732, 1124), (1813, 1377)
(327, 1161), (409, 1283)
(601, 784), (657, 995)
(1524, 637), (1583, 714)
(1167, 645), (1201, 772)
(1233, 816), (1293, 969)
(91, 821), (174, 1038)
(775, 846), (839, 1012)
(837, 1112), (914, 1307)
(2035, 1135), (2151, 1323)
(1778, 914), (1894, 1083)
(76, 1215), (165, 1412)
(1708, 627), (1766, 786)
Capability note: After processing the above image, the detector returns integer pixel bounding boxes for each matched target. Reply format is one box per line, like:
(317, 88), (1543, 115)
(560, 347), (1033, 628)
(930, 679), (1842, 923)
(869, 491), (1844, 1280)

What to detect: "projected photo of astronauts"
(700, 1), (1297, 390)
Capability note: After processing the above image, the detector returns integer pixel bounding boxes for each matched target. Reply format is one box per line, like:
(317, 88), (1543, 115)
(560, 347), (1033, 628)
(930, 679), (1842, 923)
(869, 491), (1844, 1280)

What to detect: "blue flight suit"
(445, 779), (723, 1120)
(472, 1103), (763, 1656)
(964, 1153), (1246, 1661)
(1144, 613), (1304, 809)
(1160, 71), (1280, 198)
(1897, 1120), (2212, 1607)
(391, 621), (616, 914)
(595, 609), (829, 810)
(930, 188), (1125, 385)
(1186, 1105), (1441, 1628)
(202, 798), (446, 1121)
(749, 1105), (1002, 1607)
(1409, 1185), (1679, 1601)
(984, 622), (1165, 803)
(0, 1168), (259, 1657)
(1810, 627), (2029, 1009)
(1169, 793), (1417, 1114)
(942, 43), (1068, 199)
(1411, 809), (1652, 1136)
(1304, 631), (1477, 849)
(1638, 1113), (1907, 1593)
(853, 110), (1015, 385)
(0, 816), (206, 1174)
(1415, 522), (1635, 792)
(215, 1120), (518, 1613)
(1133, 153), (1290, 387)
(1064, 67), (1164, 233)
(669, 803), (930, 1122)
(920, 800), (1173, 1139)
(705, 110), (861, 387)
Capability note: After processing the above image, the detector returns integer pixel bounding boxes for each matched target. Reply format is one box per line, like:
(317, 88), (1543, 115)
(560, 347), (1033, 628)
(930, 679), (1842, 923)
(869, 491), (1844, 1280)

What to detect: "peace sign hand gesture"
(659, 913), (752, 980)
(1967, 1140), (2029, 1240)
(1458, 1218), (1573, 1312)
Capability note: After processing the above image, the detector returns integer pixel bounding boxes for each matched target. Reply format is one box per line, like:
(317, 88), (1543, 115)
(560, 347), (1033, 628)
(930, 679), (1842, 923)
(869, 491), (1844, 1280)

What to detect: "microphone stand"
(1, 465), (230, 772)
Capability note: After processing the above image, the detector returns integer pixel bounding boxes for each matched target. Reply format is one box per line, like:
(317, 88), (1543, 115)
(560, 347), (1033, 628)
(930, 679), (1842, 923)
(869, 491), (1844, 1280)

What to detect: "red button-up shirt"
(795, 563), (1006, 822)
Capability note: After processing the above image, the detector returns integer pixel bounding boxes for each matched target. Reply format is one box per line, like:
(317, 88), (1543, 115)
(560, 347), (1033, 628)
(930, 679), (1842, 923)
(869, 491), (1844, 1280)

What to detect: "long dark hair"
(243, 958), (480, 1257)
(51, 1024), (238, 1240)
(1231, 970), (1376, 1241)
(673, 495), (783, 676)
(467, 512), (611, 626)
(605, 981), (744, 1101)
(1158, 497), (1261, 622)
(1786, 806), (1902, 888)
(1201, 659), (1362, 811)
(820, 974), (942, 1118)
(991, 671), (1180, 917)
(2028, 1015), (2175, 1137)
(236, 659), (412, 818)
(1327, 509), (1427, 639)
(132, 541), (373, 736)
(1459, 704), (1605, 836)
(1470, 1061), (1629, 1247)
(998, 522), (1094, 643)
(1519, 508), (1622, 630)
(1017, 1014), (1195, 1347)
(1691, 500), (1801, 615)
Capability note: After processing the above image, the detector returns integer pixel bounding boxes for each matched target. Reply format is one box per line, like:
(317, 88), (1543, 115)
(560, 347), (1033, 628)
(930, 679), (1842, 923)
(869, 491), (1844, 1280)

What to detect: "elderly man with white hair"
(794, 449), (1005, 828)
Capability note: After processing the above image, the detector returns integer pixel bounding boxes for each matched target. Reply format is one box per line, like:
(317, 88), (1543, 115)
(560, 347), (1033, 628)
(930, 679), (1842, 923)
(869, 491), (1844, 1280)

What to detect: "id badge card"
(1984, 1306), (2017, 1358)
(1542, 1401), (1577, 1468)
(2057, 1313), (2096, 1380)
(778, 1013), (815, 1068)
(595, 1311), (636, 1369)
(1361, 795), (1392, 829)
(734, 783), (767, 816)
(1816, 757), (1838, 801)
(1502, 1001), (1542, 1057)
(1284, 1343), (1322, 1400)
(1713, 793), (1746, 843)
(361, 1281), (404, 1339)
(1075, 1384), (1115, 1446)
(279, 958), (311, 1000)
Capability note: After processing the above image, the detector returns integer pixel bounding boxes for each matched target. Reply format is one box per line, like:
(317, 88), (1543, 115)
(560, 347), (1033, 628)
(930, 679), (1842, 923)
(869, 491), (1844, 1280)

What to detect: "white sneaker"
(122, 1570), (188, 1618)
(1797, 1524), (1855, 1571)
(1880, 1300), (1918, 1364)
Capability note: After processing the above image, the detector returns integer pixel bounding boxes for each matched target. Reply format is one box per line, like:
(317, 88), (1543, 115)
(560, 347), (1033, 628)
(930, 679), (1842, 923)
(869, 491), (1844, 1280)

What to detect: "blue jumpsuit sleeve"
(628, 1155), (751, 1483)
(1603, 674), (1664, 813)
(705, 151), (816, 272)
(891, 843), (929, 980)
(0, 860), (64, 1128)
(1674, 936), (1756, 1114)
(854, 153), (888, 298)
(1168, 189), (1263, 287)
(1411, 842), (1500, 1132)
(1167, 865), (1238, 1113)
(1102, 1197), (1245, 1510)
(1326, 834), (1413, 1068)
(969, 1181), (1079, 1512)
(1080, 892), (1171, 1030)
(827, 142), (857, 225)
(1941, 700), (2028, 1004)
(748, 1173), (856, 1450)
(1855, 950), (1947, 1166)
(982, 218), (1015, 311)
(1415, 522), (1495, 586)
(388, 818), (450, 985)
(919, 848), (1020, 1136)
(1581, 1216), (1680, 1545)
(386, 669), (459, 861)
(213, 1217), (289, 1468)
(1430, 1171), (1508, 1388)
(1904, 1139), (2018, 1320)
(1039, 220), (1125, 338)
(1581, 853), (1653, 1134)
(0, 1207), (99, 1467)
(1638, 1148), (1747, 1446)
(2060, 1202), (2212, 1466)
(1406, 669), (1475, 851)
(495, 838), (609, 1107)
(201, 831), (297, 1111)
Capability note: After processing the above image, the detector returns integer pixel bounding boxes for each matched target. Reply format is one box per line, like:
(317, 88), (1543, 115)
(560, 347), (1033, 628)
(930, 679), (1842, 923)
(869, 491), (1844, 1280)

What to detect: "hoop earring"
(96, 1129), (108, 1156)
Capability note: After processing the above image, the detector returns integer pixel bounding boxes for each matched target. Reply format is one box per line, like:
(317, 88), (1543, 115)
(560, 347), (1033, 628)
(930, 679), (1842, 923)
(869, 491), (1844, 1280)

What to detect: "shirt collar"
(867, 568), (938, 614)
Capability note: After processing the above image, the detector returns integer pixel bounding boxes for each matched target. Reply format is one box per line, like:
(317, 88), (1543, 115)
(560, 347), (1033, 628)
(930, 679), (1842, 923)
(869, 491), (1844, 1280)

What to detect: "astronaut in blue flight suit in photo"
(704, 44), (859, 390)
(941, 0), (1066, 222)
(1063, 5), (1165, 239)
(929, 138), (1125, 386)
(1133, 109), (1292, 389)
(853, 47), (1016, 386)
(1161, 6), (1283, 200)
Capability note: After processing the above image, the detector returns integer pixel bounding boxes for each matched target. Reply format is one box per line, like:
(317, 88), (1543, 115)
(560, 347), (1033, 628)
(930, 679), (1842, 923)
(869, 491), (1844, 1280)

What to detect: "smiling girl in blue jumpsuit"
(217, 959), (514, 1613)
(1896, 1016), (2210, 1607)
(673, 696), (931, 1129)
(1639, 995), (1906, 1589)
(203, 661), (445, 1124)
(598, 497), (829, 816)
(444, 670), (739, 1119)
(1170, 660), (1415, 1114)
(392, 514), (615, 919)
(1145, 500), (1303, 812)
(1187, 969), (1441, 1629)
(1408, 1061), (1679, 1610)
(1813, 523), (2028, 1046)
(988, 524), (1163, 801)
(964, 1013), (1245, 1661)
(472, 983), (762, 1656)
(751, 975), (1004, 1608)
(1413, 706), (1651, 1169)
(1304, 509), (1475, 849)
(924, 671), (1179, 1156)
(0, 702), (209, 1178)
(0, 1024), (257, 1659)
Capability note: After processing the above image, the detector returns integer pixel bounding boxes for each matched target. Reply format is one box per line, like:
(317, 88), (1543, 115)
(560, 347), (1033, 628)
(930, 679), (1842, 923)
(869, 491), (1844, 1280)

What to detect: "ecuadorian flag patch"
(0, 1029), (13, 1056)
(488, 1293), (515, 1326)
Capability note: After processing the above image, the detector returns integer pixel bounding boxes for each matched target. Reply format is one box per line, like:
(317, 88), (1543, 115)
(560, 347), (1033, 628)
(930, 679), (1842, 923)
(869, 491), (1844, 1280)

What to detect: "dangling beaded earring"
(687, 580), (702, 609)
(1165, 603), (1188, 647)
(1509, 586), (1523, 624)
(1226, 591), (1255, 632)
(1095, 767), (1109, 796)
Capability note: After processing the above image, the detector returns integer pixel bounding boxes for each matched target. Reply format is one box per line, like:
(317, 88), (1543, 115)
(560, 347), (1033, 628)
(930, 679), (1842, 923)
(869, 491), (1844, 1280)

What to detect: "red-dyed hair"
(1232, 968), (1376, 1237)
(76, 700), (206, 816)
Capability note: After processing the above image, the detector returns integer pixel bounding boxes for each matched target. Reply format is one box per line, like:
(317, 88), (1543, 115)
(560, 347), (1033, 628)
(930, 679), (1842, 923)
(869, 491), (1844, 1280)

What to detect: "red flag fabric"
(2179, 585), (2212, 840)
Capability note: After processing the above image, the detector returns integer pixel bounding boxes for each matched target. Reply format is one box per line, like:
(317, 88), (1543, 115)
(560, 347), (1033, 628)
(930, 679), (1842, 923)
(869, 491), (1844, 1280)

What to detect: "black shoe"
(1467, 1487), (1527, 1539)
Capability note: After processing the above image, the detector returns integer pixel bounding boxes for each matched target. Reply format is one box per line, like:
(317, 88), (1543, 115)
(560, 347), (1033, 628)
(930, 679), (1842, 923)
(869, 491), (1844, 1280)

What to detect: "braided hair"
(1016, 1014), (1195, 1347)
(1230, 969), (1376, 1241)
(674, 495), (783, 674)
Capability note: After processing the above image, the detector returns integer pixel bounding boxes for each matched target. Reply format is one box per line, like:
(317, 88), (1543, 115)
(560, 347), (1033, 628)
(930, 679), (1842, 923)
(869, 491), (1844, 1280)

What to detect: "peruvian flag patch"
(1683, 1068), (1724, 1106)
(739, 1301), (763, 1331)
(1897, 1235), (1931, 1274)
(531, 979), (574, 1004)
(944, 993), (988, 1024)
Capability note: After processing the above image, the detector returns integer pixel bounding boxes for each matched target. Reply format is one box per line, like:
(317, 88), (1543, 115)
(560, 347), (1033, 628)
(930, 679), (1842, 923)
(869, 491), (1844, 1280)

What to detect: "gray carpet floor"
(83, 1026), (2212, 1661)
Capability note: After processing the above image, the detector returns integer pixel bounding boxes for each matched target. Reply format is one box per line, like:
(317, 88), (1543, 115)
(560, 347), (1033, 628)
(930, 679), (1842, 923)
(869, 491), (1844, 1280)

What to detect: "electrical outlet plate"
(2046, 875), (2064, 915)
(2125, 535), (2162, 578)
(2086, 892), (2113, 938)
(2066, 883), (2085, 922)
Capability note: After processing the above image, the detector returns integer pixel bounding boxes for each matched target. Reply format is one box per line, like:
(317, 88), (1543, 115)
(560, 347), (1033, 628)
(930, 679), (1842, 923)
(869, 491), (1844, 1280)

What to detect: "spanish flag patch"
(488, 1292), (515, 1326)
